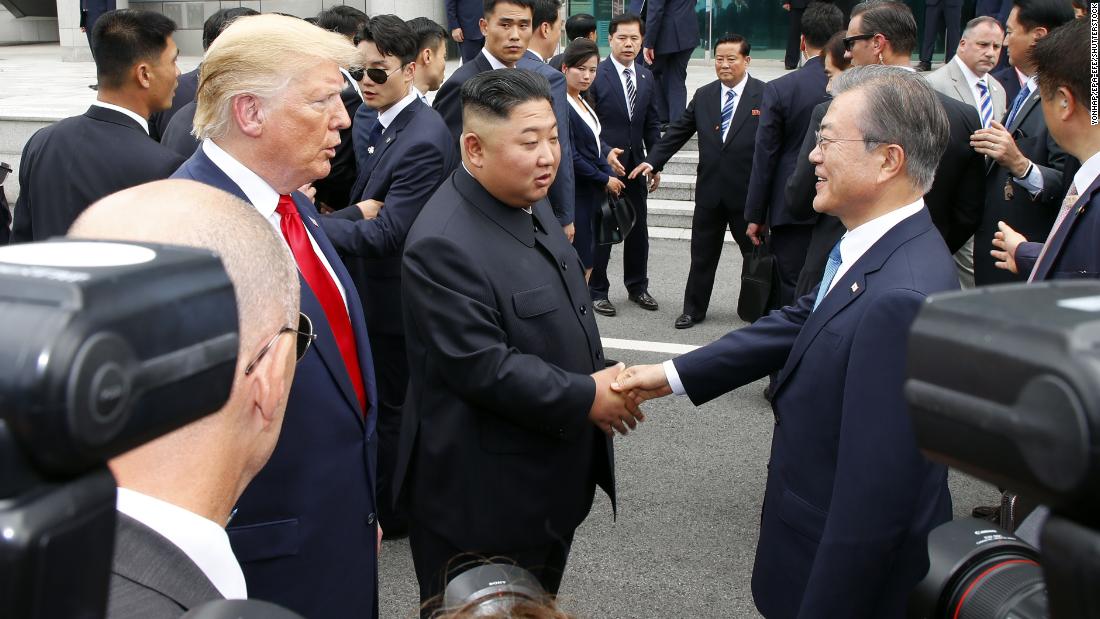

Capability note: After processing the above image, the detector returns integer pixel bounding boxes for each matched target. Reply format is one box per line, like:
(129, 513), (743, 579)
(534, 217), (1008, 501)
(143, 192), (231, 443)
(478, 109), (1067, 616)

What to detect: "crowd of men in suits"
(0, 0), (1095, 617)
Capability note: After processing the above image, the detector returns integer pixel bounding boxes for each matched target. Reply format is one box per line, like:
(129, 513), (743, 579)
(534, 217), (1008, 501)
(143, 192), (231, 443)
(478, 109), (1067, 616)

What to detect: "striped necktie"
(1004, 83), (1031, 129)
(720, 89), (736, 140)
(1028, 185), (1081, 282)
(813, 240), (843, 311)
(976, 79), (993, 128)
(624, 67), (636, 120)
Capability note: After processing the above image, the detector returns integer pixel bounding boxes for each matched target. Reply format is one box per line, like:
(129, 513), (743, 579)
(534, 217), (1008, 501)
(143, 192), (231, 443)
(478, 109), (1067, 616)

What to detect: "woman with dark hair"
(562, 38), (624, 280)
(821, 30), (851, 90)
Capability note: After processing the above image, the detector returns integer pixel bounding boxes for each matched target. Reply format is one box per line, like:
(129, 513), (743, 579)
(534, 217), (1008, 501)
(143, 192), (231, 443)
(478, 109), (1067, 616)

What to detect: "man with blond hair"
(68, 179), (305, 618)
(171, 14), (381, 618)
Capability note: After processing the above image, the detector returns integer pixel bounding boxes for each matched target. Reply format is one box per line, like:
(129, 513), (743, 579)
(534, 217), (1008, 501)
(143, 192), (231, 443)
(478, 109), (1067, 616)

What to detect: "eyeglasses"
(244, 312), (317, 375)
(842, 33), (877, 51)
(814, 131), (884, 150)
(349, 65), (404, 85)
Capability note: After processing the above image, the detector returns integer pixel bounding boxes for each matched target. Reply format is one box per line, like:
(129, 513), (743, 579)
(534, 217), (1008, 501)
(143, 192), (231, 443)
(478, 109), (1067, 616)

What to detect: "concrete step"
(662, 152), (698, 175)
(649, 173), (695, 201)
(647, 198), (694, 229)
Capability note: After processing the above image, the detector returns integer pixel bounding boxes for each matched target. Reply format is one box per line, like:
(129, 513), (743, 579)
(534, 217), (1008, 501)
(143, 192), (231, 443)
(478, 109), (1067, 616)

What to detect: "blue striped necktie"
(1004, 83), (1031, 128)
(976, 79), (993, 128)
(813, 240), (843, 311)
(624, 67), (636, 119)
(720, 89), (736, 139)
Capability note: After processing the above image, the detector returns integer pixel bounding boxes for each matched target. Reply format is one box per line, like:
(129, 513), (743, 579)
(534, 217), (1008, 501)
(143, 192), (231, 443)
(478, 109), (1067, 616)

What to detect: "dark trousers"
(920, 1), (964, 64)
(784, 8), (805, 69)
(409, 521), (574, 617)
(459, 37), (485, 63)
(651, 49), (693, 124)
(683, 203), (752, 319)
(372, 332), (409, 534)
(590, 171), (650, 299)
(770, 223), (815, 307)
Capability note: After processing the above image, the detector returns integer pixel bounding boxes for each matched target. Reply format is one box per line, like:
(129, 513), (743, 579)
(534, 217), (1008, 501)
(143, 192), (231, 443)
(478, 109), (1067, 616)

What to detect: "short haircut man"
(565, 12), (596, 40)
(849, 0), (918, 58)
(615, 65), (959, 619)
(203, 7), (259, 50)
(801, 1), (844, 48)
(178, 14), (382, 619)
(407, 17), (449, 95)
(926, 16), (1006, 125)
(12, 8), (183, 243)
(317, 4), (370, 39)
(609, 11), (643, 36)
(68, 180), (300, 618)
(398, 69), (639, 616)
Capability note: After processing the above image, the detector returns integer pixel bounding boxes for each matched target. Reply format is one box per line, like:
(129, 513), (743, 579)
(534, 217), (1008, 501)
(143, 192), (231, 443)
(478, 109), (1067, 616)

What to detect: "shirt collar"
(953, 55), (984, 91)
(91, 101), (150, 134)
(1073, 150), (1100, 197)
(526, 47), (544, 62)
(1023, 74), (1038, 93)
(721, 73), (749, 100)
(377, 90), (419, 129)
(610, 55), (634, 75)
(116, 488), (247, 600)
(481, 47), (509, 70)
(837, 199), (925, 269)
(202, 139), (280, 217)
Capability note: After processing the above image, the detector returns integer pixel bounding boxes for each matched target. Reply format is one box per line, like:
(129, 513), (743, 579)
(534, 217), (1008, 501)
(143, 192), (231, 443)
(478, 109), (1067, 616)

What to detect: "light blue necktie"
(976, 80), (993, 128)
(813, 240), (843, 311)
(720, 89), (736, 140)
(1004, 83), (1031, 129)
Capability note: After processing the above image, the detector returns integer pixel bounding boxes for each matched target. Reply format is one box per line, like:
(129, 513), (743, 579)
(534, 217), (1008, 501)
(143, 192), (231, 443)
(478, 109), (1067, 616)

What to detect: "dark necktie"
(1004, 83), (1031, 129)
(275, 195), (367, 413)
(624, 67), (637, 120)
(720, 90), (737, 140)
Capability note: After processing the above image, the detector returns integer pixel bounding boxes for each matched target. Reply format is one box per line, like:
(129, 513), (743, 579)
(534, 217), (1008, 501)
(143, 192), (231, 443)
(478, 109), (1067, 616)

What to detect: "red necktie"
(276, 195), (367, 413)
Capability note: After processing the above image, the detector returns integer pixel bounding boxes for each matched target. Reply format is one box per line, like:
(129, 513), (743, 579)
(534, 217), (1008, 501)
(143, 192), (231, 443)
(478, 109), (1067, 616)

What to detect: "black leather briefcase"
(737, 240), (778, 322)
(595, 191), (636, 246)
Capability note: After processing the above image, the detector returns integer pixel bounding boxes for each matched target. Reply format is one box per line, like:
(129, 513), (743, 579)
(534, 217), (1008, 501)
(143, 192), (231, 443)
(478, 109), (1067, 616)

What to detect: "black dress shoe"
(916, 62), (932, 72)
(784, 64), (797, 70)
(592, 298), (616, 316)
(674, 314), (695, 329)
(628, 291), (659, 311)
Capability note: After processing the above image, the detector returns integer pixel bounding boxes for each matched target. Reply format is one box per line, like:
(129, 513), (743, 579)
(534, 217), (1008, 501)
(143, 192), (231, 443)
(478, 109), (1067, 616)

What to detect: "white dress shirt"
(202, 139), (349, 309)
(719, 74), (749, 142)
(377, 90), (419, 131)
(568, 95), (602, 154)
(91, 101), (150, 135)
(116, 488), (247, 600)
(664, 199), (927, 395)
(481, 47), (509, 70)
(1071, 150), (1100, 198)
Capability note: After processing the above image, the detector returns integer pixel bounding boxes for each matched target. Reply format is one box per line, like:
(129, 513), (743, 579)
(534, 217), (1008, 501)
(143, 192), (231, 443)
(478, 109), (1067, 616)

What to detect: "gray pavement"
(377, 239), (1001, 619)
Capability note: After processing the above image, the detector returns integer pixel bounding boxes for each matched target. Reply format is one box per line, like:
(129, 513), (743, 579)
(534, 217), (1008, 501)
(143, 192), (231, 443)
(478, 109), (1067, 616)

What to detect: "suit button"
(560, 259), (568, 270)
(367, 513), (376, 526)
(579, 304), (587, 315)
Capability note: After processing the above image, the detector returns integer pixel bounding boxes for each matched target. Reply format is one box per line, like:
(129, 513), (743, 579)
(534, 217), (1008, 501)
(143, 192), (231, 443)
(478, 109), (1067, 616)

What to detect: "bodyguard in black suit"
(319, 15), (459, 539)
(631, 34), (761, 329)
(642, 0), (699, 124)
(80, 0), (115, 60)
(782, 0), (810, 70)
(588, 13), (662, 315)
(745, 2), (841, 306)
(918, 0), (964, 71)
(446, 0), (487, 61)
(396, 70), (641, 615)
(13, 10), (183, 243)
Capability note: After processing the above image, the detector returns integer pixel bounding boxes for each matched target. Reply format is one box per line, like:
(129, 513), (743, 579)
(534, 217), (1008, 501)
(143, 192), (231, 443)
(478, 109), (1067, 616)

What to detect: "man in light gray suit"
(68, 180), (304, 619)
(926, 15), (1007, 287)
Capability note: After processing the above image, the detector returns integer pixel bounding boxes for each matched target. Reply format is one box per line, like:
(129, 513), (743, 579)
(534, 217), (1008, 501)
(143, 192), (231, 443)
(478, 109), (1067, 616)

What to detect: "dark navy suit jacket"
(518, 50), (576, 226)
(445, 0), (484, 40)
(171, 147), (380, 619)
(673, 208), (957, 618)
(588, 58), (661, 169)
(643, 0), (699, 54)
(352, 104), (380, 174)
(161, 100), (200, 157)
(149, 67), (199, 142)
(322, 98), (458, 336)
(433, 51), (492, 144)
(568, 101), (615, 240)
(745, 55), (828, 228)
(1017, 174), (1100, 281)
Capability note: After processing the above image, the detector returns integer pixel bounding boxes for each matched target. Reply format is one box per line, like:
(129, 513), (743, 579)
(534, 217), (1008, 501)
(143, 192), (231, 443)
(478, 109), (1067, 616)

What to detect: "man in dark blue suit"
(918, 0), (965, 72)
(991, 20), (1098, 282)
(170, 15), (380, 618)
(80, 0), (115, 64)
(13, 9), (183, 243)
(745, 1), (842, 306)
(642, 0), (698, 124)
(588, 12), (662, 316)
(781, 0), (809, 71)
(614, 66), (958, 618)
(320, 14), (458, 541)
(447, 0), (487, 61)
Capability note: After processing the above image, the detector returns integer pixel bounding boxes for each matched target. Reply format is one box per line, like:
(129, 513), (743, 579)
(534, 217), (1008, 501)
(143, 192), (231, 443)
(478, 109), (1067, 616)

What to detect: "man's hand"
(297, 183), (317, 203)
(991, 220), (1027, 274)
(647, 171), (661, 193)
(377, 524), (383, 554)
(628, 162), (653, 180)
(643, 48), (655, 65)
(782, 2), (791, 10)
(611, 363), (673, 404)
(607, 177), (626, 195)
(451, 27), (464, 43)
(747, 222), (767, 246)
(589, 363), (646, 436)
(607, 148), (626, 176)
(563, 222), (575, 242)
(971, 121), (1030, 176)
(356, 199), (384, 219)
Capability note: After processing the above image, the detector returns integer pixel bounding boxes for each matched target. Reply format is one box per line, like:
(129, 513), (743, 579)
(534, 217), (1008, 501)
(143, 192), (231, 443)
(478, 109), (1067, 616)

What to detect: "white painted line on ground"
(601, 337), (700, 355)
(649, 226), (735, 242)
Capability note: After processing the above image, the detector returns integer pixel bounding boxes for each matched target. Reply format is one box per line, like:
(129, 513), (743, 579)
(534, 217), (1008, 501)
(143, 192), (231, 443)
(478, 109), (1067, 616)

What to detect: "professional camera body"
(905, 282), (1100, 618)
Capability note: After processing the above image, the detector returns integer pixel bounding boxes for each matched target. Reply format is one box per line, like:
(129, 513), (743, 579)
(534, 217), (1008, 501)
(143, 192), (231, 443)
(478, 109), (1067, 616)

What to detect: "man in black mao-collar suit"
(13, 9), (183, 243)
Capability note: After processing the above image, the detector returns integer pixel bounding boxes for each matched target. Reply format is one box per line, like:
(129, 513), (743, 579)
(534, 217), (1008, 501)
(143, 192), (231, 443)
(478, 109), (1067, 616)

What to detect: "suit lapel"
(1007, 88), (1040, 132)
(351, 101), (422, 201)
(724, 79), (761, 148)
(601, 60), (632, 121)
(1033, 176), (1100, 280)
(948, 62), (977, 108)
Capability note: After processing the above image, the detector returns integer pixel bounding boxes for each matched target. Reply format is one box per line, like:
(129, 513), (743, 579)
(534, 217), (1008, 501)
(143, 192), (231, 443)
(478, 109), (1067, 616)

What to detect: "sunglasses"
(842, 33), (876, 51)
(244, 312), (317, 375)
(349, 65), (403, 85)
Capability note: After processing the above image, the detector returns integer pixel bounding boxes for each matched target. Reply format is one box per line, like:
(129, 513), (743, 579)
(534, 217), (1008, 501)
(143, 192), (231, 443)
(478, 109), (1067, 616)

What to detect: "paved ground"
(377, 239), (1001, 619)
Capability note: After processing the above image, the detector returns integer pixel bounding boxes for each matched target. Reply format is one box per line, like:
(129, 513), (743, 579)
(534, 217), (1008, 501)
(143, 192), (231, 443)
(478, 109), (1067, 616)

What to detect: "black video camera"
(905, 282), (1100, 619)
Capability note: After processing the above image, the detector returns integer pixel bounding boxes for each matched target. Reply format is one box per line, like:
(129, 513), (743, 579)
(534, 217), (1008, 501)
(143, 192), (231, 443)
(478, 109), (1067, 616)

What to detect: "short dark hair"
(561, 37), (599, 68)
(802, 1), (844, 48)
(484, 0), (535, 18)
(461, 68), (552, 122)
(316, 5), (369, 39)
(202, 7), (258, 51)
(822, 30), (852, 70)
(565, 13), (596, 40)
(713, 33), (749, 55)
(1033, 17), (1088, 105)
(92, 9), (176, 90)
(1012, 0), (1075, 31)
(1070, 0), (1085, 11)
(609, 12), (643, 35)
(355, 14), (419, 65)
(531, 0), (562, 28)
(407, 17), (449, 53)
(850, 0), (917, 56)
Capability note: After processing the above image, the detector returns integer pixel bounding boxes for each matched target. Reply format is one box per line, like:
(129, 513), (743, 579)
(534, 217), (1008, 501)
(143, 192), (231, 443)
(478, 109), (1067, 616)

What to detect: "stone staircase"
(643, 135), (722, 241)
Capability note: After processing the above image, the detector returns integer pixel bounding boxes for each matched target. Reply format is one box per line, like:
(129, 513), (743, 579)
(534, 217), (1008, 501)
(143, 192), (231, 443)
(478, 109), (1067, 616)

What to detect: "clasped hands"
(587, 363), (675, 437)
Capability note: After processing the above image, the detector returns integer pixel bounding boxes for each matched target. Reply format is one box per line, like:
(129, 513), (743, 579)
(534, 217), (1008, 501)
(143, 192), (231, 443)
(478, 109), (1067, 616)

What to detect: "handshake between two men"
(587, 363), (672, 436)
